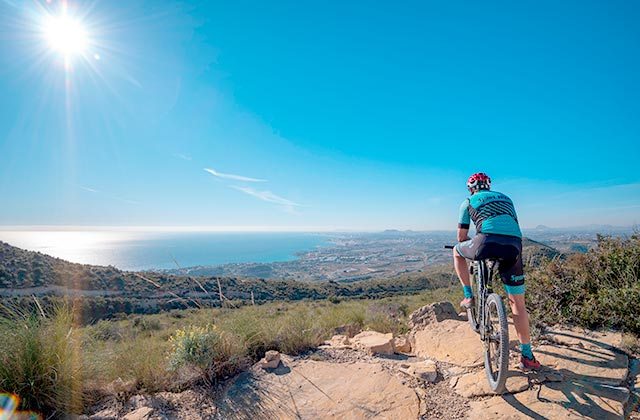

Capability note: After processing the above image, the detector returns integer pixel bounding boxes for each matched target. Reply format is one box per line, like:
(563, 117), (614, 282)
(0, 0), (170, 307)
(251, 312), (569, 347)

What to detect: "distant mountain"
(521, 238), (563, 265)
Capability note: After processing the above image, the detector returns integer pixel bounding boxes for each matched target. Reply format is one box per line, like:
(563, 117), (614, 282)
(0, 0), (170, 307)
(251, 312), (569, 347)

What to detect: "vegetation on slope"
(0, 286), (461, 417)
(527, 233), (640, 333)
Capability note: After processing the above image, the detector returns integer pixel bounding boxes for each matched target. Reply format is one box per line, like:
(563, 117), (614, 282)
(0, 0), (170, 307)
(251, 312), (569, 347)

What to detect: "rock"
(534, 343), (628, 386)
(468, 379), (629, 419)
(324, 334), (351, 347)
(352, 331), (395, 355)
(410, 319), (483, 366)
(218, 360), (420, 419)
(400, 360), (438, 383)
(393, 335), (411, 353)
(408, 301), (460, 330)
(453, 369), (530, 398)
(122, 407), (153, 420)
(260, 350), (281, 369)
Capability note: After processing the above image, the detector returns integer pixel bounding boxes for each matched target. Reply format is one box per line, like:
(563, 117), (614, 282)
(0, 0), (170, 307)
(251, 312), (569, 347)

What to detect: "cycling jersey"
(458, 190), (522, 238)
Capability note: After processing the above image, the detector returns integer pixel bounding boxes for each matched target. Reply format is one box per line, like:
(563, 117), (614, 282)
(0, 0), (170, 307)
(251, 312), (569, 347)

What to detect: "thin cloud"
(204, 168), (266, 183)
(80, 186), (99, 193)
(231, 185), (302, 208)
(175, 153), (192, 161)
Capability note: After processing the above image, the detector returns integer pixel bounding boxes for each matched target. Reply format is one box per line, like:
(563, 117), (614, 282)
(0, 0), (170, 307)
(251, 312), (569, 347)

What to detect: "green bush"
(527, 234), (640, 333)
(168, 325), (246, 384)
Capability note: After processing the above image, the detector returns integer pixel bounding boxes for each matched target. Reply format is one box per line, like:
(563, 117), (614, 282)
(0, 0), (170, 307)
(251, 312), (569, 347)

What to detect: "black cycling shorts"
(455, 233), (525, 294)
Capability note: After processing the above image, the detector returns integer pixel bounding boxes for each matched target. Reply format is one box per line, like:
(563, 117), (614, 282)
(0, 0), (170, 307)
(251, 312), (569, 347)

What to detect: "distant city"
(163, 226), (635, 282)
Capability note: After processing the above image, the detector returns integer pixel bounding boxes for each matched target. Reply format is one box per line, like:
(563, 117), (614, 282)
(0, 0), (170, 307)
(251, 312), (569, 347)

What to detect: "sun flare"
(43, 14), (88, 56)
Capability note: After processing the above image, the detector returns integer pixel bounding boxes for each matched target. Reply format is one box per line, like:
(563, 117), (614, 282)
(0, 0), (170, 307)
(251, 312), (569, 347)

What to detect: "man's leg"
(453, 245), (474, 307)
(507, 293), (531, 349)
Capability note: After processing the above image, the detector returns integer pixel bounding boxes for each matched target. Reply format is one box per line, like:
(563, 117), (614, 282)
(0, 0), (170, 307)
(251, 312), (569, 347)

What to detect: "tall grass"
(0, 302), (84, 416)
(0, 285), (461, 416)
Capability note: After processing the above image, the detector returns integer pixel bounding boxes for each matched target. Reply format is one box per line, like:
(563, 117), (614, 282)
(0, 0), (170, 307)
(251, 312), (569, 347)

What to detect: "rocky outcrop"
(218, 356), (420, 419)
(408, 303), (636, 419)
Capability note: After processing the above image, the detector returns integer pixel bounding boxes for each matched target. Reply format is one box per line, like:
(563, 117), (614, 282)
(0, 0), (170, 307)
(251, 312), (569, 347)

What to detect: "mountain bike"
(445, 245), (509, 393)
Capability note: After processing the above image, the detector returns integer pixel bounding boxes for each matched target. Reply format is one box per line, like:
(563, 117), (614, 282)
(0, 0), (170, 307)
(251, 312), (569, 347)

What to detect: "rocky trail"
(87, 302), (640, 419)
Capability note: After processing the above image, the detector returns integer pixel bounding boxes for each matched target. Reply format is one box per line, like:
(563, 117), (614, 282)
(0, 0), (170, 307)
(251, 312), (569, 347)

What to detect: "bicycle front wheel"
(484, 293), (509, 393)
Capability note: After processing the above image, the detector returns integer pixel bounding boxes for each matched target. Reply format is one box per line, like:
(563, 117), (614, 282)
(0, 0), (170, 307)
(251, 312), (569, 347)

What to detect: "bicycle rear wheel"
(484, 293), (509, 393)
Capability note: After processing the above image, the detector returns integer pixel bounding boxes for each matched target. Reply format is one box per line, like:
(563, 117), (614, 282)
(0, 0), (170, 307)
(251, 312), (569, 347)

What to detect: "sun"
(43, 14), (89, 56)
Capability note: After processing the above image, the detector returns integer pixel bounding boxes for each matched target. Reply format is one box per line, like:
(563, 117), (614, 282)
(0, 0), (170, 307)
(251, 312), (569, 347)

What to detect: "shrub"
(0, 303), (84, 416)
(527, 234), (640, 333)
(168, 326), (246, 385)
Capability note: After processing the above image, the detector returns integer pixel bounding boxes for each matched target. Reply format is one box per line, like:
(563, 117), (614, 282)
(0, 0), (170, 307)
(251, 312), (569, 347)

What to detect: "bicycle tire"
(467, 305), (480, 333)
(484, 293), (509, 393)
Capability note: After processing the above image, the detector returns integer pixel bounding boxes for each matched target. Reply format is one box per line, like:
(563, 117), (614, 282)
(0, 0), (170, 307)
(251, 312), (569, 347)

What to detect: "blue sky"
(0, 0), (638, 230)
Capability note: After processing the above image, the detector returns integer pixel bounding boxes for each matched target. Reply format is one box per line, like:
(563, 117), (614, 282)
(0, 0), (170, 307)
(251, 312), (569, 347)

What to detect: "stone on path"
(218, 358), (420, 419)
(352, 331), (395, 355)
(323, 334), (351, 348)
(400, 360), (438, 383)
(260, 350), (281, 369)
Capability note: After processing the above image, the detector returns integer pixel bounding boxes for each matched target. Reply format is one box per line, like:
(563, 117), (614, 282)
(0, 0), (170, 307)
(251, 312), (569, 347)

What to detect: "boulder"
(410, 319), (483, 366)
(352, 331), (395, 355)
(408, 301), (460, 330)
(218, 360), (420, 419)
(393, 335), (411, 353)
(260, 350), (281, 369)
(400, 360), (438, 383)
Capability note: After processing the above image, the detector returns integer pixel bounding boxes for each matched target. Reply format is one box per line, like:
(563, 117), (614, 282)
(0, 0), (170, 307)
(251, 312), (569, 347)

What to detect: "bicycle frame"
(472, 259), (496, 342)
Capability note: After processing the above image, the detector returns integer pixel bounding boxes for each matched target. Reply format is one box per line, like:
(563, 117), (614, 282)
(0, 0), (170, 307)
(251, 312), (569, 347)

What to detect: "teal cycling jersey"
(458, 190), (522, 238)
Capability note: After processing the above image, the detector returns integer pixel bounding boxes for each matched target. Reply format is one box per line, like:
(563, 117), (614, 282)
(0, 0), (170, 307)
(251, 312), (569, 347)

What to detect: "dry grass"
(0, 286), (460, 416)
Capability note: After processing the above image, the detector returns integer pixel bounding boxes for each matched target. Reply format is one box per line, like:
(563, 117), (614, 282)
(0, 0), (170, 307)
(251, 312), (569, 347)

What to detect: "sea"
(0, 230), (331, 271)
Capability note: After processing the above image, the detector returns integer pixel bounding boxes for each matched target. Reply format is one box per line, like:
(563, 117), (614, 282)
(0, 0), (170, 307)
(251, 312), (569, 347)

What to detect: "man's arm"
(457, 227), (470, 242)
(457, 199), (471, 242)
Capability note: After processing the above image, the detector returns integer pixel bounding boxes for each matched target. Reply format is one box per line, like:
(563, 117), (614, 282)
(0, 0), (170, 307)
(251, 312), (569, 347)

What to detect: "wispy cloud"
(80, 186), (99, 193)
(175, 153), (192, 161)
(231, 185), (302, 212)
(204, 168), (266, 183)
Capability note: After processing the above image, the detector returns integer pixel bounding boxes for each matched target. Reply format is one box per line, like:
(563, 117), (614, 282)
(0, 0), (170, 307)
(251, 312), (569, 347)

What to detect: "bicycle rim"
(484, 293), (509, 393)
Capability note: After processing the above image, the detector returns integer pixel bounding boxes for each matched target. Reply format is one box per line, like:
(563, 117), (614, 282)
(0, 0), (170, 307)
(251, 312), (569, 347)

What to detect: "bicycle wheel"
(484, 293), (509, 393)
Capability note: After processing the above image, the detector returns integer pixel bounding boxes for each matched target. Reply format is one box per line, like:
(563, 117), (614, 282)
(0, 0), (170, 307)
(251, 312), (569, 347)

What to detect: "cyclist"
(453, 172), (540, 370)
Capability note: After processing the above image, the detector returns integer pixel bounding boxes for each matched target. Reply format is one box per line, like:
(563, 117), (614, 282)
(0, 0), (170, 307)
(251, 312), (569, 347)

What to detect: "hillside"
(0, 241), (459, 320)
